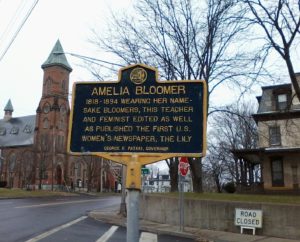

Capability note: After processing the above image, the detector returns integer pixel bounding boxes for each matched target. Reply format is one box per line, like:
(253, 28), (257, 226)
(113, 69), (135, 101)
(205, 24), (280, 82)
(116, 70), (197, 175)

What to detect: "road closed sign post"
(68, 64), (207, 242)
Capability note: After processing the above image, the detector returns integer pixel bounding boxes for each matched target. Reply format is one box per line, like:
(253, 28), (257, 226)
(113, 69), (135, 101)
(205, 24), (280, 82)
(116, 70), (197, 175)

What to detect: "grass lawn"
(0, 188), (77, 198)
(152, 192), (300, 205)
(2, 188), (300, 205)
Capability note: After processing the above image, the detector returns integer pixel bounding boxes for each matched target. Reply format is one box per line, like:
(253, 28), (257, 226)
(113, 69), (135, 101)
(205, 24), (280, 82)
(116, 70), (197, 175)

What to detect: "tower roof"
(4, 99), (13, 112)
(41, 39), (72, 72)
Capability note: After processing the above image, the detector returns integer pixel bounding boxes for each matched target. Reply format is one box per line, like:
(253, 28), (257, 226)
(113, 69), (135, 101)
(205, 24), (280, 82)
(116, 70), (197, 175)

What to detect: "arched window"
(43, 118), (49, 129)
(43, 103), (51, 114)
(77, 163), (81, 177)
(9, 154), (16, 172)
(60, 104), (66, 116)
(45, 77), (52, 95)
(59, 119), (65, 130)
(61, 80), (66, 92)
(70, 162), (75, 176)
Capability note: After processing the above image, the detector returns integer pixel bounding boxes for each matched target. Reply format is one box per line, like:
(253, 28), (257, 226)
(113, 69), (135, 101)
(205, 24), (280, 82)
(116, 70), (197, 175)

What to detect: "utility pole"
(120, 165), (127, 216)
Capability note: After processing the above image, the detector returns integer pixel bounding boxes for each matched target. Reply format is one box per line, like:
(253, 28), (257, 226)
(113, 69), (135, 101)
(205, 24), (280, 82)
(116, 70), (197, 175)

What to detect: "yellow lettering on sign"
(81, 135), (105, 141)
(91, 86), (130, 96)
(83, 107), (101, 113)
(135, 85), (186, 95)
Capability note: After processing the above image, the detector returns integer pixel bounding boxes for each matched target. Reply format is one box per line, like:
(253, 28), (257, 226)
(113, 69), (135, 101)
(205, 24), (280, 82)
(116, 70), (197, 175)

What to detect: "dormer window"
(10, 126), (19, 134)
(0, 127), (6, 135)
(277, 93), (288, 111)
(23, 125), (32, 133)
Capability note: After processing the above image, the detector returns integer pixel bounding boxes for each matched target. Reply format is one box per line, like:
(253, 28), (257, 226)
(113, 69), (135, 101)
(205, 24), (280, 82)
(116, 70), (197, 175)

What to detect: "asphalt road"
(0, 194), (120, 242)
(0, 194), (195, 242)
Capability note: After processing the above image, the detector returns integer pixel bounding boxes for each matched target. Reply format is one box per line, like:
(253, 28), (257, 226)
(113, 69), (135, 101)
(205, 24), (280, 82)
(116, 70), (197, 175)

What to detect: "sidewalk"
(89, 209), (300, 242)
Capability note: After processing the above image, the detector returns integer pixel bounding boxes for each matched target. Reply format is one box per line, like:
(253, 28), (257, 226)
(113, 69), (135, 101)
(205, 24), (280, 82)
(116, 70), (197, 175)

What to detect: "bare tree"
(21, 151), (34, 189)
(203, 143), (228, 192)
(165, 157), (179, 192)
(204, 102), (258, 191)
(83, 155), (104, 192)
(242, 0), (300, 100)
(35, 134), (51, 190)
(89, 0), (263, 192)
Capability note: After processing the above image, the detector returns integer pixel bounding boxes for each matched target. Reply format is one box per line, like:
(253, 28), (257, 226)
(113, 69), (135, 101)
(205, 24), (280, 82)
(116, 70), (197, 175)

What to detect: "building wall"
(0, 146), (35, 188)
(0, 42), (119, 191)
(262, 154), (300, 190)
(258, 119), (300, 148)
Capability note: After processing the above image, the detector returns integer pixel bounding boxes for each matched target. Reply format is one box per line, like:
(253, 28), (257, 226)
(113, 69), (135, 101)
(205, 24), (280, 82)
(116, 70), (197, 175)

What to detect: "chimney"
(4, 99), (13, 121)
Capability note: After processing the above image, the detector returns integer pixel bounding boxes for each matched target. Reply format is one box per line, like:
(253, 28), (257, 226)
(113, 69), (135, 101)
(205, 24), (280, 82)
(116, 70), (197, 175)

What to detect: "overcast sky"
(0, 0), (255, 121)
(0, 0), (135, 117)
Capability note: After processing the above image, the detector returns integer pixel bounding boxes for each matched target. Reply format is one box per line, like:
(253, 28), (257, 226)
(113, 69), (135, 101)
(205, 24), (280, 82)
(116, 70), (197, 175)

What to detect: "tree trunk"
(169, 158), (179, 192)
(286, 57), (300, 102)
(189, 157), (203, 193)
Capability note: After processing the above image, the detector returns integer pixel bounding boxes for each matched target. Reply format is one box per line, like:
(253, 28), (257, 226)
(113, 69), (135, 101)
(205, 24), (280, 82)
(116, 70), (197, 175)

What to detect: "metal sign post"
(178, 157), (189, 232)
(179, 173), (184, 232)
(126, 155), (141, 242)
(67, 64), (207, 242)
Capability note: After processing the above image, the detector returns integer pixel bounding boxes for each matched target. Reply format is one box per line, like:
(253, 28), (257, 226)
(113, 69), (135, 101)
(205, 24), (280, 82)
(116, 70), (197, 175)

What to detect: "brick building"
(0, 40), (119, 191)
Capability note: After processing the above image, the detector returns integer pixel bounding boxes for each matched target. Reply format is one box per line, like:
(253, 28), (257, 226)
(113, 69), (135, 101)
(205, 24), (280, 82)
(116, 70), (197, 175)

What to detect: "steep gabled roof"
(0, 115), (35, 147)
(41, 39), (72, 72)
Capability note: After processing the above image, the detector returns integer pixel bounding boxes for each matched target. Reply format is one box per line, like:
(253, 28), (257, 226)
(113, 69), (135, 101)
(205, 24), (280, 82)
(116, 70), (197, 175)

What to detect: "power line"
(0, 0), (27, 45)
(65, 52), (123, 68)
(0, 0), (39, 62)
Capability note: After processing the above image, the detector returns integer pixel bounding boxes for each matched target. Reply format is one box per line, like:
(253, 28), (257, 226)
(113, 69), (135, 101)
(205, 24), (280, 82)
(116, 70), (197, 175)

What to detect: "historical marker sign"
(68, 64), (207, 165)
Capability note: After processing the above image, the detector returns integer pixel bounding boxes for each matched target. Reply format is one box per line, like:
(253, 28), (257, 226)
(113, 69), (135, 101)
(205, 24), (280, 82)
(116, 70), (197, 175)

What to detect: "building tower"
(34, 40), (72, 190)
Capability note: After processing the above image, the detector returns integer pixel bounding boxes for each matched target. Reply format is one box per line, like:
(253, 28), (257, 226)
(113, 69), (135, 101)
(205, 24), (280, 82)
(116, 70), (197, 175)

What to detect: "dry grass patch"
(149, 192), (300, 205)
(0, 188), (77, 198)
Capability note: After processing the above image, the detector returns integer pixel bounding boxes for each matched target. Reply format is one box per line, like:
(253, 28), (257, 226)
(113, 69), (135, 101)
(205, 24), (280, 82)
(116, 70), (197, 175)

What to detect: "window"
(70, 163), (75, 176)
(269, 126), (281, 146)
(59, 119), (65, 130)
(61, 80), (66, 92)
(60, 104), (66, 115)
(46, 77), (52, 95)
(56, 135), (64, 152)
(43, 118), (49, 129)
(0, 127), (6, 135)
(271, 159), (284, 186)
(43, 103), (50, 114)
(23, 125), (32, 133)
(277, 93), (288, 110)
(10, 126), (19, 134)
(77, 163), (81, 177)
(9, 154), (16, 172)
